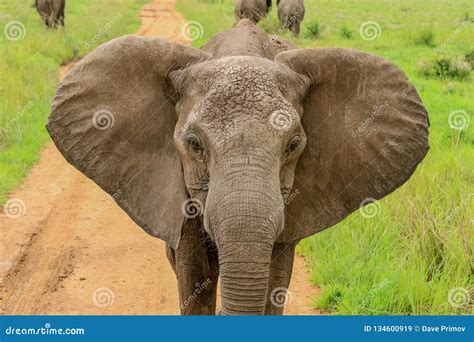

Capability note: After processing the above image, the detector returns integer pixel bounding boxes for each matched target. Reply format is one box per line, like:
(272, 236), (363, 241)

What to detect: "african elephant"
(35, 0), (65, 29)
(277, 0), (305, 36)
(235, 0), (272, 24)
(46, 19), (429, 315)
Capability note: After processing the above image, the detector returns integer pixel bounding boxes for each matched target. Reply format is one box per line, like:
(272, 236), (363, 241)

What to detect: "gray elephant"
(35, 0), (65, 28)
(277, 0), (304, 36)
(235, 0), (272, 24)
(46, 19), (429, 315)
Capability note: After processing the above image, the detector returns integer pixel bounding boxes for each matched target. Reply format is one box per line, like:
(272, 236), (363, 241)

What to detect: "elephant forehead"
(183, 58), (300, 137)
(210, 63), (276, 94)
(189, 92), (298, 140)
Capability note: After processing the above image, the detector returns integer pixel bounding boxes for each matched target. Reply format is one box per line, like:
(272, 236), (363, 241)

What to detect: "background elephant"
(235, 0), (271, 24)
(277, 0), (305, 36)
(35, 0), (65, 28)
(46, 19), (429, 315)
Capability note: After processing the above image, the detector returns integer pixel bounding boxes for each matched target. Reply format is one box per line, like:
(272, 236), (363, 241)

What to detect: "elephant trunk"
(219, 242), (273, 315)
(206, 153), (284, 315)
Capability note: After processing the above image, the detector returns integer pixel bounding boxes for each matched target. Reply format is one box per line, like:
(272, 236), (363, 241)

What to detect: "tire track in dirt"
(0, 0), (320, 315)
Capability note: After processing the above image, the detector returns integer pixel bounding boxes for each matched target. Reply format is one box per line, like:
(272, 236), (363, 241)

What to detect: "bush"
(465, 50), (474, 68)
(418, 56), (471, 80)
(450, 57), (472, 78)
(340, 25), (353, 39)
(305, 19), (320, 39)
(414, 29), (436, 47)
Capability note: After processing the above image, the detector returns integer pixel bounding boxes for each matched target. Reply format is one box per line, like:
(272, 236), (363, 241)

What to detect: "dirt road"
(0, 0), (320, 315)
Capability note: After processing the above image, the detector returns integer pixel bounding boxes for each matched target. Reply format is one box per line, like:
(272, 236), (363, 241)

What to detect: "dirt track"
(0, 0), (320, 315)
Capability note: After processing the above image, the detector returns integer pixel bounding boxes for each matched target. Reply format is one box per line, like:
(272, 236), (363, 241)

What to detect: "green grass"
(176, 0), (474, 314)
(0, 0), (148, 203)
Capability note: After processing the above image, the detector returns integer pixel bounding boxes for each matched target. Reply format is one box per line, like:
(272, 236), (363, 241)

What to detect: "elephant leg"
(166, 218), (219, 315)
(291, 22), (301, 36)
(265, 241), (297, 315)
(39, 14), (49, 27)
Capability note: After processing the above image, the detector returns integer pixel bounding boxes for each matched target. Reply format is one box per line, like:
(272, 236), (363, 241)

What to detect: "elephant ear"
(46, 35), (210, 249)
(275, 48), (429, 242)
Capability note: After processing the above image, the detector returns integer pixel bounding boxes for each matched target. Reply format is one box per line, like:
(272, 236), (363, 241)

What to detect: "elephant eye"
(285, 135), (301, 155)
(185, 132), (204, 155)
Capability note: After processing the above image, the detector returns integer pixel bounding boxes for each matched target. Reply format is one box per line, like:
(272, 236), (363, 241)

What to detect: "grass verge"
(0, 0), (148, 203)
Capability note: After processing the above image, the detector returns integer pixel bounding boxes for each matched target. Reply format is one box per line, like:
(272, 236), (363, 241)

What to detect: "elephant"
(235, 0), (272, 24)
(277, 0), (305, 36)
(35, 0), (65, 29)
(46, 19), (429, 315)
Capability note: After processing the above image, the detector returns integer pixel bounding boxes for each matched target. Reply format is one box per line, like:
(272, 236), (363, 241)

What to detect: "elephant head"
(47, 26), (429, 315)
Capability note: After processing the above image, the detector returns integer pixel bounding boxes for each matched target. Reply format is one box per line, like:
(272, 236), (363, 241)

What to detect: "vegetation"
(0, 0), (148, 203)
(418, 56), (471, 80)
(305, 18), (320, 39)
(413, 29), (436, 47)
(340, 25), (353, 40)
(176, 0), (474, 314)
